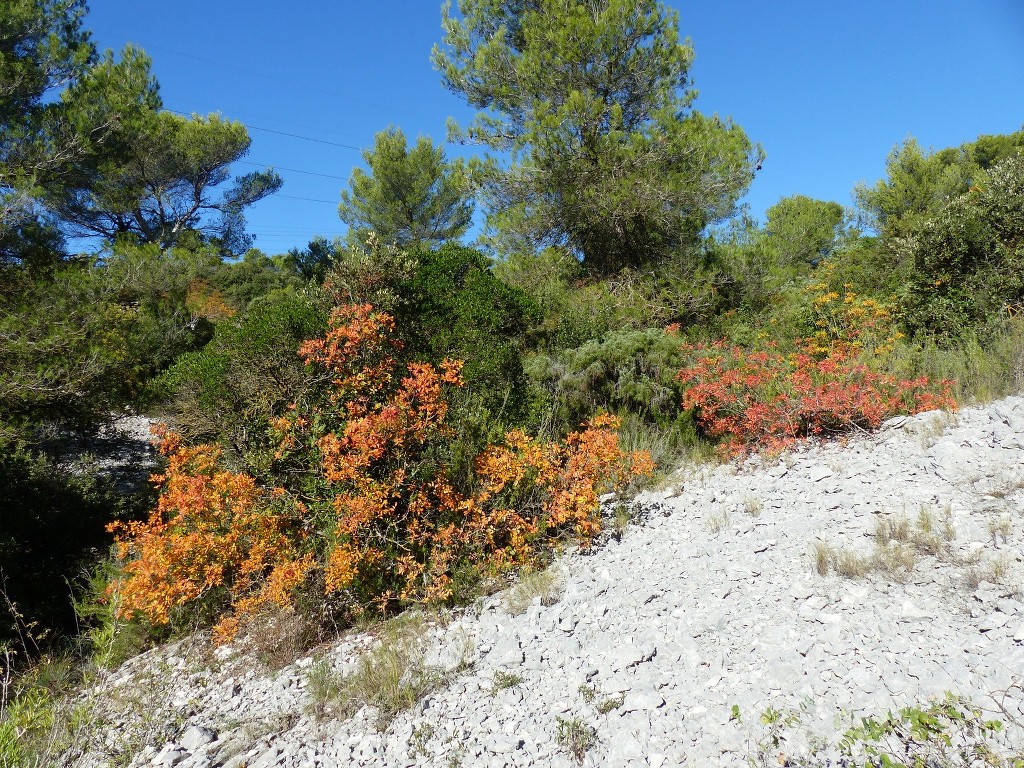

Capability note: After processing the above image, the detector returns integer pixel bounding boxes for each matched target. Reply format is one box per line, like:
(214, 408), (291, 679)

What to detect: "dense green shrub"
(203, 248), (304, 310)
(160, 243), (539, 479)
(900, 153), (1024, 339)
(326, 240), (538, 423)
(496, 246), (735, 351)
(156, 287), (327, 469)
(397, 244), (539, 423)
(0, 247), (213, 439)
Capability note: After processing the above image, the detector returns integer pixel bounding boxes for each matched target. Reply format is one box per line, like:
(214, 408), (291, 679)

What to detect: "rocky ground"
(74, 398), (1024, 767)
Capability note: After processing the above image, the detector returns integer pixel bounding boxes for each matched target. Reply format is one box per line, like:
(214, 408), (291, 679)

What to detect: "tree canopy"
(43, 104), (282, 254)
(763, 195), (847, 268)
(433, 0), (761, 273)
(338, 127), (472, 250)
(854, 129), (1024, 236)
(1, 3), (280, 257)
(0, 0), (95, 181)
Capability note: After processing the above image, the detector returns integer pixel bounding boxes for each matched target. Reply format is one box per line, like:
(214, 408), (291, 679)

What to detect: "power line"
(236, 160), (348, 181)
(245, 124), (362, 151)
(138, 41), (421, 120)
(161, 100), (366, 140)
(163, 108), (364, 152)
(274, 194), (339, 204)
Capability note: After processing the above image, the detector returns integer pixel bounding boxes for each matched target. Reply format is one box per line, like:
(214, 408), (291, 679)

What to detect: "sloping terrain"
(78, 399), (1024, 767)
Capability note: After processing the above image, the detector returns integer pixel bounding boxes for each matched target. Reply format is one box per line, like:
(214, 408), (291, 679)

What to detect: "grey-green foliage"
(339, 127), (472, 250)
(434, 0), (761, 273)
(526, 326), (689, 437)
(899, 152), (1024, 339)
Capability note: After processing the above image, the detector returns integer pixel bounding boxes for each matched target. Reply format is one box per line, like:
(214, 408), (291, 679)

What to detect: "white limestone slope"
(82, 398), (1024, 767)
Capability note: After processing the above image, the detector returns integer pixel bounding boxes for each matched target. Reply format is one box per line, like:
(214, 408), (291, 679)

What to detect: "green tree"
(433, 0), (761, 273)
(763, 195), (847, 268)
(1, 0), (94, 265)
(339, 127), (472, 249)
(854, 130), (1024, 236)
(43, 56), (282, 255)
(900, 153), (1024, 338)
(0, 0), (95, 181)
(2, 4), (280, 256)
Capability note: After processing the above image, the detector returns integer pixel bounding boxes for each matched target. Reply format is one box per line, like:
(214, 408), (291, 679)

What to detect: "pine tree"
(339, 127), (473, 249)
(433, 0), (761, 273)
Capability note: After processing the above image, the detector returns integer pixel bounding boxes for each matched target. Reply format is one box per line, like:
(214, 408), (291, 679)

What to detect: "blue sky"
(83, 1), (1024, 254)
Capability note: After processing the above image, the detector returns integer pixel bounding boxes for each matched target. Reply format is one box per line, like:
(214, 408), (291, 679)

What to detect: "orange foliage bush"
(185, 279), (236, 322)
(111, 303), (652, 641)
(108, 428), (312, 641)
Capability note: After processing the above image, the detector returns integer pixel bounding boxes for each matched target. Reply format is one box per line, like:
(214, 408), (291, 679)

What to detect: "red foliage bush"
(677, 342), (955, 457)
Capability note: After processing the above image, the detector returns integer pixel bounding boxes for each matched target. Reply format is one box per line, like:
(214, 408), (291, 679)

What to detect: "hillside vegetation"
(2, 1), (1023, 765)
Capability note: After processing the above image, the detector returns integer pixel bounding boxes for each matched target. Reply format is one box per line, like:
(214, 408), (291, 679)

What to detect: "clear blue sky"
(83, 1), (1024, 255)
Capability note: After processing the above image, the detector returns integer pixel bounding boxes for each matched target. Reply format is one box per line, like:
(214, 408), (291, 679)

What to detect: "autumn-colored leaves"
(109, 304), (651, 642)
(674, 285), (955, 457)
(676, 343), (954, 457)
(109, 294), (955, 642)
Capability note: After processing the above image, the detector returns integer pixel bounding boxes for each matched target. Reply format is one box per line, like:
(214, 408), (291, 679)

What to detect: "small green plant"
(305, 656), (344, 718)
(74, 562), (150, 671)
(306, 613), (457, 730)
(578, 682), (598, 704)
(578, 682), (623, 714)
(757, 705), (802, 754)
(555, 715), (598, 764)
(743, 694), (1024, 767)
(445, 744), (466, 768)
(840, 694), (1022, 767)
(491, 670), (524, 694)
(408, 722), (435, 759)
(596, 692), (625, 714)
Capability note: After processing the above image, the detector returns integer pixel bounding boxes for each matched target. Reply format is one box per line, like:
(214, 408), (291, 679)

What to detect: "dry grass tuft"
(505, 566), (565, 616)
(305, 612), (471, 730)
